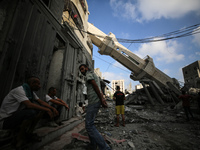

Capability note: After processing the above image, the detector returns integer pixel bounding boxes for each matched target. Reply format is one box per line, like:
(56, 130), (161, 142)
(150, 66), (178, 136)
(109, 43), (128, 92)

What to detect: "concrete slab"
(30, 117), (85, 150)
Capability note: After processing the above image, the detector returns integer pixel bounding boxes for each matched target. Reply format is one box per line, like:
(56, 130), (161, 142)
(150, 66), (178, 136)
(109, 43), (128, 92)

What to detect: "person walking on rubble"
(79, 64), (111, 150)
(179, 90), (194, 121)
(0, 76), (58, 148)
(46, 87), (69, 126)
(113, 86), (125, 127)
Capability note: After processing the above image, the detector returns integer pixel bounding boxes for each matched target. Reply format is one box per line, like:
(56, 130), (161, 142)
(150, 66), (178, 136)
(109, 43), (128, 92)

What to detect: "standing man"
(0, 76), (58, 148)
(113, 86), (125, 127)
(179, 90), (194, 121)
(46, 87), (69, 126)
(79, 64), (111, 150)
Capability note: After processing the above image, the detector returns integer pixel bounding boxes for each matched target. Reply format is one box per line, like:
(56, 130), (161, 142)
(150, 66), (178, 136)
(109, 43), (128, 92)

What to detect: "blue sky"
(87, 0), (200, 90)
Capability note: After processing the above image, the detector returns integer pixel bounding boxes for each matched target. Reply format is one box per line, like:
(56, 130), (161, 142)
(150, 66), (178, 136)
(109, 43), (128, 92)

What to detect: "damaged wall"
(0, 0), (92, 120)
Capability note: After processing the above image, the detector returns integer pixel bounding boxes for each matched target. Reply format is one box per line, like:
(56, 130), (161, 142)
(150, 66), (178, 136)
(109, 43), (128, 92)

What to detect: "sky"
(86, 0), (200, 91)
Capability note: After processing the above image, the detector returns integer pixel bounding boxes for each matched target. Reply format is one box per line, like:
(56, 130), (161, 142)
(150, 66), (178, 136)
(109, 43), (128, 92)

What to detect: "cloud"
(134, 40), (184, 63)
(102, 72), (125, 82)
(189, 54), (196, 60)
(196, 52), (200, 56)
(103, 71), (136, 90)
(188, 51), (200, 60)
(102, 62), (133, 88)
(138, 0), (200, 21)
(103, 61), (130, 80)
(192, 27), (200, 47)
(109, 0), (137, 20)
(163, 69), (170, 75)
(109, 0), (200, 22)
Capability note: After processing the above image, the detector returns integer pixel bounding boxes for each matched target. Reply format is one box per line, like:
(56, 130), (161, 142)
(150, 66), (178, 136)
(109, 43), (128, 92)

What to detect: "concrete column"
(149, 82), (164, 104)
(152, 81), (165, 95)
(141, 82), (154, 105)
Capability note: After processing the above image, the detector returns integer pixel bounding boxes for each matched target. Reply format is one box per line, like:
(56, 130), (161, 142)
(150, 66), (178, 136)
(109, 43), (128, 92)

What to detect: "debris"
(71, 133), (90, 143)
(104, 131), (112, 137)
(102, 134), (126, 145)
(128, 141), (136, 150)
(65, 98), (200, 150)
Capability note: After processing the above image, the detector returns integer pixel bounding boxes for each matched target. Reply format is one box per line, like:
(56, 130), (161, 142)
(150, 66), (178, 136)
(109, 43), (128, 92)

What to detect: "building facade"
(182, 60), (200, 88)
(127, 81), (132, 93)
(0, 0), (94, 121)
(111, 79), (125, 95)
(94, 68), (111, 96)
(94, 68), (102, 78)
(135, 83), (144, 90)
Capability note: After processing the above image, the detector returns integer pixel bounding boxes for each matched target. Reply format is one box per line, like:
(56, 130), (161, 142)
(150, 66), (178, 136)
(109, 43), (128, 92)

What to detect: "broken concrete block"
(128, 141), (136, 150)
(132, 129), (139, 134)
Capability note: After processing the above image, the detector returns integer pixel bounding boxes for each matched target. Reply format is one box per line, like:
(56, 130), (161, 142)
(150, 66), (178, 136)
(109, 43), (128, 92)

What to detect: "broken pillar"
(141, 82), (155, 105)
(149, 82), (164, 104)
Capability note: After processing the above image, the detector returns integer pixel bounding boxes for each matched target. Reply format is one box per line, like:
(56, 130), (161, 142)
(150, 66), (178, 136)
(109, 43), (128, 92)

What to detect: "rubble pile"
(64, 100), (200, 150)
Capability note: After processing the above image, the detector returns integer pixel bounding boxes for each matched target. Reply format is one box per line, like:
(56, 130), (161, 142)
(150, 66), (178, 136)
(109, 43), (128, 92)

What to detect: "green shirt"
(86, 71), (101, 105)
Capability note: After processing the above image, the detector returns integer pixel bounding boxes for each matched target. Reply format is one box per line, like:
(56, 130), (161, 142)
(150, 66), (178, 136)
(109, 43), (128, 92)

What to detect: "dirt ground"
(64, 101), (200, 150)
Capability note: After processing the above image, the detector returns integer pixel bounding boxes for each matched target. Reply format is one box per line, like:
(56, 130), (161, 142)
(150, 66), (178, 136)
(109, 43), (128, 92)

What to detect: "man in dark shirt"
(113, 86), (125, 127)
(179, 90), (194, 121)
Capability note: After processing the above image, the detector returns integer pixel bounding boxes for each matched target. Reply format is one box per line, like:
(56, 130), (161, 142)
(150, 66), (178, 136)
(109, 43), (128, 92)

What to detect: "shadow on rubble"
(63, 90), (200, 150)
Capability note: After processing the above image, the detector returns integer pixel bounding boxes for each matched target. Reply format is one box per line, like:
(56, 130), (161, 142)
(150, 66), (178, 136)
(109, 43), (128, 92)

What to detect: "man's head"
(48, 87), (57, 96)
(116, 86), (120, 91)
(79, 64), (89, 76)
(27, 76), (41, 91)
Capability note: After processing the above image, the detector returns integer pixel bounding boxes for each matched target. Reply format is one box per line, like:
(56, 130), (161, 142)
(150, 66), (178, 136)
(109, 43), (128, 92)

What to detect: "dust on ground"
(64, 101), (200, 150)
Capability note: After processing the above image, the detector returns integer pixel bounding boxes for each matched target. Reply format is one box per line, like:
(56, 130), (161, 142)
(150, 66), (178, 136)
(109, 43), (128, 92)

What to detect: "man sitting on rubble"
(45, 87), (69, 126)
(0, 76), (58, 148)
(113, 86), (126, 127)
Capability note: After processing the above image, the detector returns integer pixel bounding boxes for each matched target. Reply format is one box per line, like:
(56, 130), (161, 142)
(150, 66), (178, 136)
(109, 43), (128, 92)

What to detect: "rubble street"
(1, 98), (200, 150)
(63, 101), (200, 150)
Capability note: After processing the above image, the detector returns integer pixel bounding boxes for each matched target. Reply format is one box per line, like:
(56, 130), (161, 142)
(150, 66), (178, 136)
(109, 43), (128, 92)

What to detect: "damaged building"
(0, 0), (94, 118)
(0, 0), (98, 149)
(1, 0), (200, 149)
(182, 60), (200, 93)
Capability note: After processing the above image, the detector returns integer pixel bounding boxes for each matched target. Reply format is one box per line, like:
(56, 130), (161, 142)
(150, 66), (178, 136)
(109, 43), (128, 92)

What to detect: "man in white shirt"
(46, 87), (69, 126)
(0, 76), (58, 148)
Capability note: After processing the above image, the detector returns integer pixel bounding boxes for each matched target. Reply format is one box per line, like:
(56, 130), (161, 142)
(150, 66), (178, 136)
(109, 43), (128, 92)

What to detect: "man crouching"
(0, 76), (58, 148)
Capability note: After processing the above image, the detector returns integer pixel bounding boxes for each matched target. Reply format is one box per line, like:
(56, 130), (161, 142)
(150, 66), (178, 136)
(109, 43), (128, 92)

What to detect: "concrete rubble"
(1, 91), (200, 150)
(63, 94), (200, 150)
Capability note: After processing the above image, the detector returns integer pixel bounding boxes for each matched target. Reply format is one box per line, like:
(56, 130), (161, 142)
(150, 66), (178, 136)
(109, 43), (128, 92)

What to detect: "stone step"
(0, 117), (85, 150)
(39, 121), (85, 150)
(30, 117), (85, 150)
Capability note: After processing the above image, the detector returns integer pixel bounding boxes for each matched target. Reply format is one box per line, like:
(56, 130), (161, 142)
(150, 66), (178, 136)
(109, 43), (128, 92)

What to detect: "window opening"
(79, 0), (86, 12)
(64, 2), (84, 35)
(121, 51), (139, 65)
